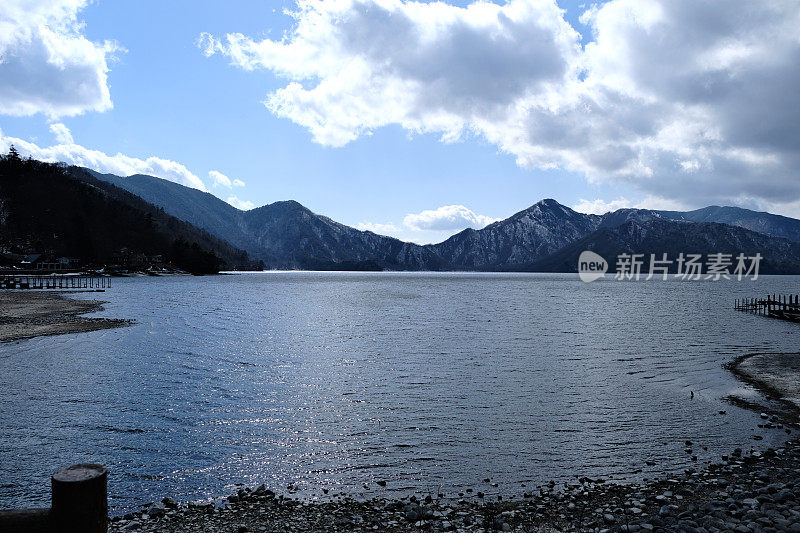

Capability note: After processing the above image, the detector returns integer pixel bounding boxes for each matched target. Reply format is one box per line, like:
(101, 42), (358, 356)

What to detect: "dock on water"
(0, 274), (110, 291)
(734, 294), (800, 322)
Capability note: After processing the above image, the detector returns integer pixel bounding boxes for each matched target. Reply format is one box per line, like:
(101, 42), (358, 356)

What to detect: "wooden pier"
(0, 274), (110, 291)
(734, 294), (800, 322)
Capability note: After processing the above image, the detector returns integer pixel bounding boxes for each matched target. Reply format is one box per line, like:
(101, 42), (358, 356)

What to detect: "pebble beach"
(108, 352), (800, 533)
(4, 290), (799, 532)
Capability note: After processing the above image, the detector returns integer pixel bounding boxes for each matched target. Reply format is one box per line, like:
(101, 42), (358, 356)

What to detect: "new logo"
(578, 250), (607, 283)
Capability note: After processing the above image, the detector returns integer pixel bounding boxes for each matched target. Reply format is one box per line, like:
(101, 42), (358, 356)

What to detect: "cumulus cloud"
(0, 127), (208, 191)
(0, 0), (121, 118)
(199, 0), (800, 210)
(198, 0), (579, 146)
(356, 205), (497, 242)
(227, 196), (255, 210)
(403, 205), (498, 232)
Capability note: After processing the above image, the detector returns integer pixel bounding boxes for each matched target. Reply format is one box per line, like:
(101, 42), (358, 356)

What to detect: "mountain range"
(88, 169), (800, 273)
(4, 156), (800, 274)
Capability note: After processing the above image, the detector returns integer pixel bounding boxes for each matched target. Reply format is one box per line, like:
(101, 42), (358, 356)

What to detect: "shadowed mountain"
(86, 168), (800, 272)
(88, 170), (442, 270)
(0, 158), (262, 274)
(657, 206), (800, 243)
(524, 219), (800, 274)
(428, 199), (602, 269)
(86, 170), (250, 251)
(239, 200), (443, 270)
(598, 206), (800, 244)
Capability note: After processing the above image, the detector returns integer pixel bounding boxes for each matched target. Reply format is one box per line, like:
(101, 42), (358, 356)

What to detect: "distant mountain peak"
(83, 166), (800, 271)
(536, 198), (561, 207)
(527, 198), (568, 213)
(250, 199), (308, 215)
(514, 198), (586, 222)
(273, 199), (304, 209)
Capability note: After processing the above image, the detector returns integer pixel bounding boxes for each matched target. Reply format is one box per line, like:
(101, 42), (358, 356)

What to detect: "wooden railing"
(0, 275), (109, 290)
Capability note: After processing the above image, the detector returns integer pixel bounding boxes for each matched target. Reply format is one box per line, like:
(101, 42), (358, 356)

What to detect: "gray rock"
(161, 497), (177, 509)
(146, 502), (166, 518)
(404, 507), (420, 522)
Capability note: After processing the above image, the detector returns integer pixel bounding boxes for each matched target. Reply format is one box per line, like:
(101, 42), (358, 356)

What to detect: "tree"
(7, 145), (20, 161)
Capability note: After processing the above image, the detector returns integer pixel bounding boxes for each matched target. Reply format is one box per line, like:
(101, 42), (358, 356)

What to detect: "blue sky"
(1, 0), (798, 243)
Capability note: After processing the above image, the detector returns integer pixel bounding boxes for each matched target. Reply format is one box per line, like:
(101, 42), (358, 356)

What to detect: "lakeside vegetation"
(0, 150), (263, 275)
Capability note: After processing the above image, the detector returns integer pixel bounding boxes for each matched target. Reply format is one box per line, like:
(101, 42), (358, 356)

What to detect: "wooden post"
(51, 464), (108, 533)
(0, 464), (107, 532)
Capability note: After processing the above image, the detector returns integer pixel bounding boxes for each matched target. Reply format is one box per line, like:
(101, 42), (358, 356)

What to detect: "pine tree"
(7, 145), (20, 161)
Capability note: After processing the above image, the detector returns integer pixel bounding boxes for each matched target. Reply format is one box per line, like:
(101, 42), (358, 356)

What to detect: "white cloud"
(0, 128), (208, 191)
(573, 196), (687, 215)
(209, 170), (245, 188)
(403, 205), (498, 232)
(356, 205), (497, 243)
(355, 219), (463, 244)
(199, 0), (579, 147)
(572, 198), (633, 215)
(48, 122), (73, 144)
(200, 0), (800, 209)
(0, 0), (121, 118)
(356, 221), (401, 235)
(227, 196), (255, 210)
(209, 169), (232, 188)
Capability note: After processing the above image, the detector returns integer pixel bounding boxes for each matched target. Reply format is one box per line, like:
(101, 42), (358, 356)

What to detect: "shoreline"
(0, 291), (131, 343)
(727, 353), (800, 416)
(3, 290), (796, 531)
(109, 352), (800, 532)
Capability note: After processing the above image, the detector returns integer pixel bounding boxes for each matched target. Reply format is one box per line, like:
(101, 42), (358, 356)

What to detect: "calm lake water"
(1, 273), (798, 513)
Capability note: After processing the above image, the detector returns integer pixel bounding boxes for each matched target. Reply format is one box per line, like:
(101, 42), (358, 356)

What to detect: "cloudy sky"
(1, 0), (798, 243)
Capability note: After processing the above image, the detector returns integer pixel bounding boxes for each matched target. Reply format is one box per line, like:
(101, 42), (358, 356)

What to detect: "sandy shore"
(0, 291), (130, 342)
(109, 352), (800, 533)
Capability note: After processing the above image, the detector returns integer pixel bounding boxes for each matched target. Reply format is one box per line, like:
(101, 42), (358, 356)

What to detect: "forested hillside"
(0, 151), (262, 274)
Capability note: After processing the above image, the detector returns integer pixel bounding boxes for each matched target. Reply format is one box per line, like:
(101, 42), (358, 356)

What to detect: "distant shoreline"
(0, 291), (131, 343)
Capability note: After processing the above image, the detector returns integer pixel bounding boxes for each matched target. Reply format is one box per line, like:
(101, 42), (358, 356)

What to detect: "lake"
(1, 273), (797, 514)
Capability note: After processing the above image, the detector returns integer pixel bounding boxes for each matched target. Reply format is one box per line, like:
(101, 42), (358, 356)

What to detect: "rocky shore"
(0, 291), (130, 342)
(109, 353), (800, 533)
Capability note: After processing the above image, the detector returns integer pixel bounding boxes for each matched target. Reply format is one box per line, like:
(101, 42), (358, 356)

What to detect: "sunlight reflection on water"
(1, 273), (797, 513)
